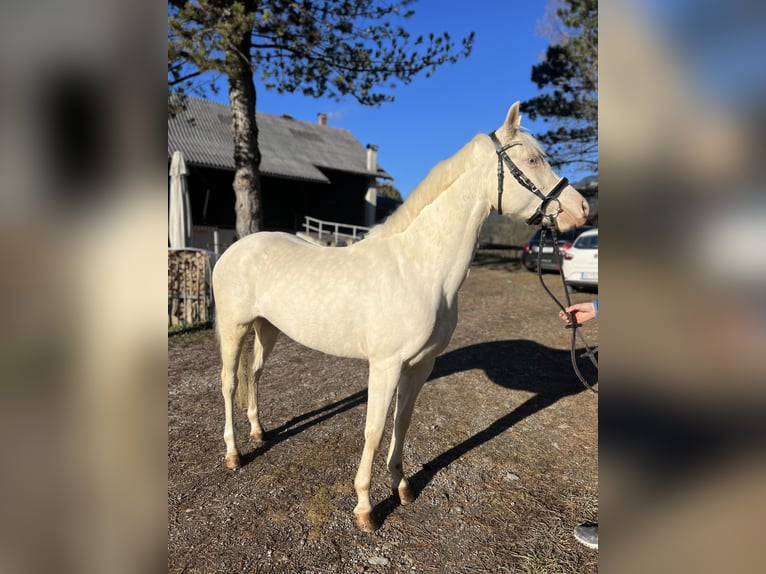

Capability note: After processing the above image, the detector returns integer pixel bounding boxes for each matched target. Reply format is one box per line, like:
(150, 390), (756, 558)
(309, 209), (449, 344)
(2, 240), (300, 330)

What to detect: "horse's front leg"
(387, 358), (435, 504)
(353, 359), (402, 532)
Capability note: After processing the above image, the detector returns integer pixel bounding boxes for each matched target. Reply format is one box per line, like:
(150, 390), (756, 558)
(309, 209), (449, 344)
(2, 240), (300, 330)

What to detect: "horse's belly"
(259, 286), (446, 363)
(274, 318), (367, 360)
(258, 286), (370, 360)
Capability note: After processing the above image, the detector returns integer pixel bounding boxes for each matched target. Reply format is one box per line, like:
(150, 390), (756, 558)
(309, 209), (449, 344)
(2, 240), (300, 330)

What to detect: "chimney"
(317, 113), (327, 126)
(365, 144), (379, 227)
(366, 144), (378, 173)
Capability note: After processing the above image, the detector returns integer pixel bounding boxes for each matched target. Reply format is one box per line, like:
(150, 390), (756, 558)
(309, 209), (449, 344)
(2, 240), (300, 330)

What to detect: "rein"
(487, 131), (597, 393)
(534, 226), (599, 394)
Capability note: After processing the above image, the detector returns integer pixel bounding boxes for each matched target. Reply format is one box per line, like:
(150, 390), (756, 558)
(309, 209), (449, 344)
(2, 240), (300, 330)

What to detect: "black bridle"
(488, 131), (569, 225)
(488, 131), (598, 393)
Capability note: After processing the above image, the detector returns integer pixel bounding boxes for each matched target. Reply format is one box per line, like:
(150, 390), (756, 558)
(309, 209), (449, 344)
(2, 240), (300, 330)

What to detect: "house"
(168, 97), (393, 251)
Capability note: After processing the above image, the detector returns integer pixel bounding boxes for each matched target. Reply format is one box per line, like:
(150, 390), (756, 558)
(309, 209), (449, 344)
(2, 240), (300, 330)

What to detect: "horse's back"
(216, 231), (309, 263)
(214, 232), (313, 285)
(213, 232), (304, 314)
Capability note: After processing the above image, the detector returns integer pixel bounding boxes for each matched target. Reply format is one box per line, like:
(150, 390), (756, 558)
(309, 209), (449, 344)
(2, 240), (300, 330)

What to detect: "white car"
(562, 228), (598, 291)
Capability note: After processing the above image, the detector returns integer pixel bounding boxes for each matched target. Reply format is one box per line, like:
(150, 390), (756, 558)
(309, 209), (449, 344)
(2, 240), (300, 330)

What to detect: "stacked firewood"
(168, 250), (212, 327)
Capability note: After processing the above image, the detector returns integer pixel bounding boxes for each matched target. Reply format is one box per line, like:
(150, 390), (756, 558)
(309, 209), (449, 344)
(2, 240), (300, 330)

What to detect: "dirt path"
(168, 258), (598, 573)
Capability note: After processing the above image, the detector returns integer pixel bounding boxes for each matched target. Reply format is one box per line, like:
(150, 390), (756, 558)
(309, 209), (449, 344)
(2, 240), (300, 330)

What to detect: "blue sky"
(205, 0), (581, 199)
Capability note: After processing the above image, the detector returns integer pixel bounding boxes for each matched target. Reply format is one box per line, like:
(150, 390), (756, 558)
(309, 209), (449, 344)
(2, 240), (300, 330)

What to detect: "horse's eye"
(528, 156), (539, 166)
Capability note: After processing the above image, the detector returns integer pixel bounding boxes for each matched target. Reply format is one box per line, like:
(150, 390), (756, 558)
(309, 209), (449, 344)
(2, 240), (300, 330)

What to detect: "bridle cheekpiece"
(488, 131), (569, 226)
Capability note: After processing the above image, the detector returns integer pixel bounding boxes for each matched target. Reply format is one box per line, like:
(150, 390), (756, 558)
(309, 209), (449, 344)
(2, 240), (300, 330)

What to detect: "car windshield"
(573, 233), (598, 249)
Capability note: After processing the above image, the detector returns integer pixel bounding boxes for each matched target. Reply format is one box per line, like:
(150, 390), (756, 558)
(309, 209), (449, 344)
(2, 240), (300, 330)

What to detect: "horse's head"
(486, 102), (589, 231)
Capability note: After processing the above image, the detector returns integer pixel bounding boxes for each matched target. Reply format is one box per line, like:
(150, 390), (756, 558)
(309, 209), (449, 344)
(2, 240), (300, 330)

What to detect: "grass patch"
(168, 320), (213, 336)
(472, 248), (522, 271)
(168, 322), (214, 347)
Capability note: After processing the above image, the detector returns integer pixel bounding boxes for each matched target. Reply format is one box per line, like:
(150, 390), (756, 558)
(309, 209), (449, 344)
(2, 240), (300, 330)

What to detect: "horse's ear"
(500, 101), (522, 140)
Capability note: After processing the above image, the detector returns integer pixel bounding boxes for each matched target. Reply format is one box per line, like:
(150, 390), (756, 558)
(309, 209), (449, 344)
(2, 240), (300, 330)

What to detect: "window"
(574, 234), (598, 249)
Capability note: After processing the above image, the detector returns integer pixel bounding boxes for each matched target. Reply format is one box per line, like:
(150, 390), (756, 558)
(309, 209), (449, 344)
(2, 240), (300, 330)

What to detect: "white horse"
(212, 102), (589, 532)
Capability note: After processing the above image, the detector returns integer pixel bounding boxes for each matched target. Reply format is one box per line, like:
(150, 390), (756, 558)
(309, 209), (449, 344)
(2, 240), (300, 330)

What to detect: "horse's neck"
(397, 169), (491, 297)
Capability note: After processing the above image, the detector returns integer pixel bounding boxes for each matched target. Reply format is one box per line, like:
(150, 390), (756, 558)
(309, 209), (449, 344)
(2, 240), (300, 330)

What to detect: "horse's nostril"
(582, 200), (590, 217)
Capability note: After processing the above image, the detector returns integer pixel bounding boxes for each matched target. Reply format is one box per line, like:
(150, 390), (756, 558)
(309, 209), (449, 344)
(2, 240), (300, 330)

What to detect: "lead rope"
(535, 226), (598, 394)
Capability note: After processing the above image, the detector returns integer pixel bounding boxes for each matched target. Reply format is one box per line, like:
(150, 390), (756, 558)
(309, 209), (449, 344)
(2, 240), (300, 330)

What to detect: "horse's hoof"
(249, 430), (265, 444)
(397, 485), (416, 505)
(354, 511), (378, 533)
(225, 453), (241, 469)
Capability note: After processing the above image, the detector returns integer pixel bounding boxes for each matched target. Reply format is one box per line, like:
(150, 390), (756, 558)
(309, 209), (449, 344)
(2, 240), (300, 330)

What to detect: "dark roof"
(168, 97), (389, 183)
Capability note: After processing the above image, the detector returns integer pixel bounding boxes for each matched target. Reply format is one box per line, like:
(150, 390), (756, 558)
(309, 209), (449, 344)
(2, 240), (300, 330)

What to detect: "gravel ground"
(168, 253), (598, 573)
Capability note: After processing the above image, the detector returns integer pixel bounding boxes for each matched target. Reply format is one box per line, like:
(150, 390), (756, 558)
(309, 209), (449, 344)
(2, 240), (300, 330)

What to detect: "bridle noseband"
(488, 131), (569, 225)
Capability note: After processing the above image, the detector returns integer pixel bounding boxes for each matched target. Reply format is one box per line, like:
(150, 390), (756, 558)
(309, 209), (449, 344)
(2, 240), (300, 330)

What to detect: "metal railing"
(302, 216), (370, 245)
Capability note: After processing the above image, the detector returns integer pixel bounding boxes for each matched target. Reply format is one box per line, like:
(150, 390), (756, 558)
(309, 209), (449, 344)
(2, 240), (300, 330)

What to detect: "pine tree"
(521, 0), (597, 173)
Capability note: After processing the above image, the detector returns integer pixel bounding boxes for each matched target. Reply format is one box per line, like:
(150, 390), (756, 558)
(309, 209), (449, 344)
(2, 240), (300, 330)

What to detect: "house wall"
(261, 170), (370, 232)
(186, 166), (236, 228)
(182, 165), (370, 244)
(190, 226), (237, 254)
(301, 169), (369, 227)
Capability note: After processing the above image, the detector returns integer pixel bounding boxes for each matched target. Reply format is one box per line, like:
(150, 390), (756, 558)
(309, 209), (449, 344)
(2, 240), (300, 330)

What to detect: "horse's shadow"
(238, 339), (596, 529)
(373, 338), (597, 526)
(240, 389), (368, 466)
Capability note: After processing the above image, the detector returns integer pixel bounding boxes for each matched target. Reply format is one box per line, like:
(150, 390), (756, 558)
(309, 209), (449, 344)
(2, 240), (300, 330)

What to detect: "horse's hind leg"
(246, 318), (279, 443)
(387, 357), (435, 504)
(219, 320), (250, 469)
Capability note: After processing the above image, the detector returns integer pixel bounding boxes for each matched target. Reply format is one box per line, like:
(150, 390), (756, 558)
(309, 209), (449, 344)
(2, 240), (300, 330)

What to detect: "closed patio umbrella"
(169, 150), (192, 248)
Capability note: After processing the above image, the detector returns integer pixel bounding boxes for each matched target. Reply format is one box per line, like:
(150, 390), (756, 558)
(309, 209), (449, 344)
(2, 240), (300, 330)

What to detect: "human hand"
(559, 302), (597, 325)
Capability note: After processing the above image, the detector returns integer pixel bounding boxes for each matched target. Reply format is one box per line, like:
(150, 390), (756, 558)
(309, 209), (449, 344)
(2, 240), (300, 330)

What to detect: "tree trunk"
(226, 26), (262, 239)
